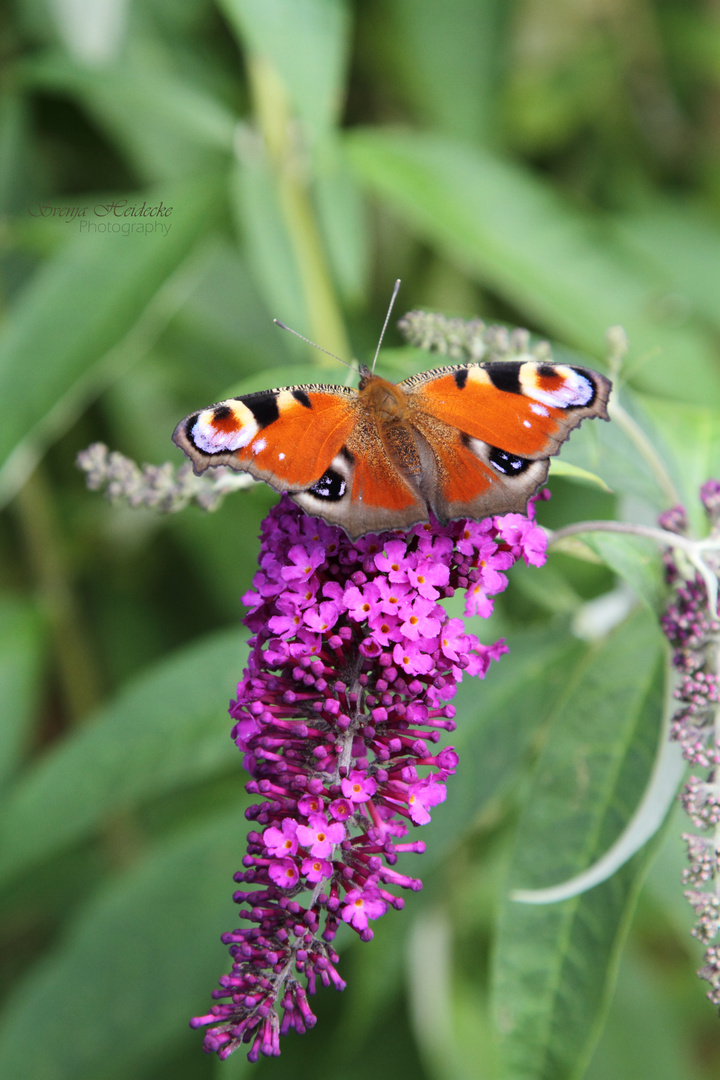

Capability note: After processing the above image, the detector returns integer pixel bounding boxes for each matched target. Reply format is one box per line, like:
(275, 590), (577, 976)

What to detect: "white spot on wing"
(525, 367), (594, 409)
(529, 402), (549, 417)
(193, 410), (257, 453)
(278, 452), (285, 460)
(523, 419), (532, 428)
(251, 437), (267, 455)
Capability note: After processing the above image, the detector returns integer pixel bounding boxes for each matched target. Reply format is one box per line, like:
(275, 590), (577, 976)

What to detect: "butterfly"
(173, 356), (611, 539)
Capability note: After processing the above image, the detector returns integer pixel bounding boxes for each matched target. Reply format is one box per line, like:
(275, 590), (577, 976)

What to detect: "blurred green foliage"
(1, 1), (719, 1078)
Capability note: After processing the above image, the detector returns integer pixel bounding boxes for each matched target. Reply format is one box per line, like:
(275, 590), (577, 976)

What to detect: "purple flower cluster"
(660, 481), (720, 1007)
(190, 495), (547, 1061)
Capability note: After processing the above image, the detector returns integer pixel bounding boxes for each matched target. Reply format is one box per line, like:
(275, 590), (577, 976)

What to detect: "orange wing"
(404, 360), (611, 458)
(403, 359), (611, 522)
(173, 380), (430, 536)
(173, 384), (357, 490)
(292, 410), (427, 537)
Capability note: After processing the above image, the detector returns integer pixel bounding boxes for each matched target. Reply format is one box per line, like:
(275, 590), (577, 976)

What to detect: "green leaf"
(0, 597), (45, 788)
(344, 128), (720, 406)
(586, 950), (699, 1080)
(420, 625), (587, 854)
(224, 361), (356, 398)
(230, 135), (308, 335)
(21, 53), (236, 182)
(582, 532), (665, 612)
(0, 807), (250, 1080)
(612, 196), (720, 331)
(314, 138), (369, 306)
(548, 459), (612, 492)
(638, 396), (720, 524)
(384, 0), (508, 141)
(506, 561), (585, 617)
(0, 92), (31, 213)
(569, 388), (679, 511)
(492, 608), (666, 1080)
(0, 173), (224, 507)
(0, 628), (246, 891)
(219, 0), (351, 137)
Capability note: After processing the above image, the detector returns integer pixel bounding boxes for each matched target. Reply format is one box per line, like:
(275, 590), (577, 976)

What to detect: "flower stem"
(548, 519), (720, 616)
(548, 518), (687, 548)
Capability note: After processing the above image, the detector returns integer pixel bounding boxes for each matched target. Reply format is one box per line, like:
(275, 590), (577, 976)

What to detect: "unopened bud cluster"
(660, 482), (720, 1006)
(397, 309), (552, 364)
(76, 442), (253, 513)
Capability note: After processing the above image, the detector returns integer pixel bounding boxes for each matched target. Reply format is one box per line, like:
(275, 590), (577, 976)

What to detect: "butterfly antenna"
(273, 320), (355, 371)
(371, 278), (401, 373)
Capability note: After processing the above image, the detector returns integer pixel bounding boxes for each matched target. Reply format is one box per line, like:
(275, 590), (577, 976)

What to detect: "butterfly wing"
(173, 384), (358, 490)
(173, 359), (611, 537)
(173, 382), (428, 536)
(293, 415), (427, 537)
(403, 359), (611, 521)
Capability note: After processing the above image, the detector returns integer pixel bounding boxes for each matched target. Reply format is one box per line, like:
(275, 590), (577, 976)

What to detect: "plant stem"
(609, 399), (682, 507)
(248, 55), (351, 364)
(15, 467), (101, 724)
(548, 518), (708, 552)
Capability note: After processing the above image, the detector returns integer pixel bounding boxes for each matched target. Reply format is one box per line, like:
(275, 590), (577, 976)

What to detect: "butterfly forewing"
(404, 360), (610, 458)
(173, 385), (357, 489)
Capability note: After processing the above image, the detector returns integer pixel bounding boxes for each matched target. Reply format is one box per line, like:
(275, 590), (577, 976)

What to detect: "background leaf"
(0, 597), (45, 788)
(219, 0), (351, 138)
(345, 128), (720, 406)
(0, 174), (223, 505)
(493, 608), (667, 1080)
(0, 807), (250, 1080)
(0, 629), (246, 892)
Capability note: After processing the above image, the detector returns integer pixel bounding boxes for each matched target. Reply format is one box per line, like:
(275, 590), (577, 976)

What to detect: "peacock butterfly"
(172, 353), (611, 540)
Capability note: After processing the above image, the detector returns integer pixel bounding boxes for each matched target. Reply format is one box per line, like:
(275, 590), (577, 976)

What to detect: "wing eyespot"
(307, 468), (347, 501)
(488, 446), (531, 476)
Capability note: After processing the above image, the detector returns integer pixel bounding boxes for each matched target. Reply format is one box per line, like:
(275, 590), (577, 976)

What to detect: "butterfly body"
(173, 359), (611, 538)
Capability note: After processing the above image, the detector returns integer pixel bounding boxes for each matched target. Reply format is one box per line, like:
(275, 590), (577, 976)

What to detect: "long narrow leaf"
(0, 598), (45, 788)
(0, 629), (246, 892)
(219, 0), (351, 138)
(0, 173), (223, 505)
(0, 807), (250, 1080)
(345, 128), (720, 406)
(492, 607), (666, 1080)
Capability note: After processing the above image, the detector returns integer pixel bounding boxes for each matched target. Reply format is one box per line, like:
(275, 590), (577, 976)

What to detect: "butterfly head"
(357, 363), (375, 390)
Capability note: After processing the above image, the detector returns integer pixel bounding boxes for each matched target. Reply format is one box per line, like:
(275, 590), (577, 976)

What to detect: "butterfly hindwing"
(406, 412), (551, 523)
(292, 418), (427, 536)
